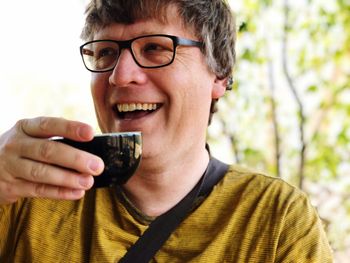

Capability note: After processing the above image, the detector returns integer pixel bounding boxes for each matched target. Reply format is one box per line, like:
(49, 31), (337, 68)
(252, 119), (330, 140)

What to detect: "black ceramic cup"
(53, 132), (142, 188)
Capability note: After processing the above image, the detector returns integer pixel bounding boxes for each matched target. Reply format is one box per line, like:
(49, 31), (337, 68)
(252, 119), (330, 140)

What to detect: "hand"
(0, 117), (104, 205)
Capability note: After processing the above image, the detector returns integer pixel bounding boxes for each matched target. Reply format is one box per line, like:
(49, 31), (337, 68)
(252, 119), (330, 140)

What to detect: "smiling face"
(90, 5), (226, 168)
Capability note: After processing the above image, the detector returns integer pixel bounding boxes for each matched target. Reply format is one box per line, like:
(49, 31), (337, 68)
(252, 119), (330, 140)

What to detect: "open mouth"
(113, 103), (161, 120)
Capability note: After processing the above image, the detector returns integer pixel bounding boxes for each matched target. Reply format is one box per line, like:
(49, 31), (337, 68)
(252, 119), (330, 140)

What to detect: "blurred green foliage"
(209, 0), (350, 260)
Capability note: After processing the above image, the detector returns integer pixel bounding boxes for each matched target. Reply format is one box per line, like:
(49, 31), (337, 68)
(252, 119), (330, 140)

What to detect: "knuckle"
(73, 152), (86, 168)
(57, 187), (70, 199)
(1, 128), (21, 154)
(15, 118), (31, 136)
(38, 117), (51, 133)
(33, 183), (47, 197)
(15, 118), (27, 131)
(0, 160), (17, 184)
(0, 182), (19, 204)
(65, 121), (76, 137)
(38, 141), (54, 160)
(2, 137), (16, 154)
(30, 163), (46, 181)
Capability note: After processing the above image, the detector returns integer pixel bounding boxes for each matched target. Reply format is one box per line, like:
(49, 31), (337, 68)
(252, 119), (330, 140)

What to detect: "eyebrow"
(94, 25), (169, 40)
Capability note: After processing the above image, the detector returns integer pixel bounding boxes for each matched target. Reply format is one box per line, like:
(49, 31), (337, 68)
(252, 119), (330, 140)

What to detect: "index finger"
(18, 117), (94, 142)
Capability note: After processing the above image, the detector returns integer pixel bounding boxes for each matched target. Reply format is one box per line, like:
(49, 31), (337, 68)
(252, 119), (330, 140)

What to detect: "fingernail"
(79, 176), (93, 188)
(72, 189), (85, 198)
(88, 159), (102, 173)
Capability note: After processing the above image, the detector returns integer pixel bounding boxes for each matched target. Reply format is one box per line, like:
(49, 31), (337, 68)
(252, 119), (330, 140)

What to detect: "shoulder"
(217, 164), (305, 203)
(211, 164), (333, 261)
(208, 162), (322, 230)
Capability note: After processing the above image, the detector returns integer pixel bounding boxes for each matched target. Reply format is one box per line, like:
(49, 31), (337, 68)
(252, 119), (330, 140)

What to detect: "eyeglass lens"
(81, 36), (175, 71)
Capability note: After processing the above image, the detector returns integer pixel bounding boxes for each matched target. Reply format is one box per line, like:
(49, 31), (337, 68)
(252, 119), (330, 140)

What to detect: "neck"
(122, 146), (210, 217)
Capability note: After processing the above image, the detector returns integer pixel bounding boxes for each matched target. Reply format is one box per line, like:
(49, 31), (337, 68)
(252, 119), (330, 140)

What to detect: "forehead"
(93, 5), (195, 41)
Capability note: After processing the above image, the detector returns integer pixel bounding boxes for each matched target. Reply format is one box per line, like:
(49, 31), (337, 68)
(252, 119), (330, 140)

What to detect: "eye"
(82, 48), (93, 56)
(143, 43), (165, 52)
(98, 47), (117, 59)
(142, 42), (173, 53)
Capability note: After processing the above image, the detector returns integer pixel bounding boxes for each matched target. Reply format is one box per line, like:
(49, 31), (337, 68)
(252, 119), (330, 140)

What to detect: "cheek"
(91, 75), (108, 106)
(90, 75), (111, 132)
(174, 75), (212, 125)
(90, 76), (109, 119)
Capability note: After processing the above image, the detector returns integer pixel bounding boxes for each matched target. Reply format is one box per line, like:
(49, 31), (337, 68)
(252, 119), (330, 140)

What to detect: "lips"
(113, 103), (161, 120)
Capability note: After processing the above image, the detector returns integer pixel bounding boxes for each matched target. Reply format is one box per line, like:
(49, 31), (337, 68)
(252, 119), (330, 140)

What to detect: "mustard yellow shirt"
(0, 165), (333, 262)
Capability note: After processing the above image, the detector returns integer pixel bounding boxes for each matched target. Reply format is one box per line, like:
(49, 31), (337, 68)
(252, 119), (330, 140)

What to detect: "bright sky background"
(0, 0), (235, 160)
(0, 0), (96, 132)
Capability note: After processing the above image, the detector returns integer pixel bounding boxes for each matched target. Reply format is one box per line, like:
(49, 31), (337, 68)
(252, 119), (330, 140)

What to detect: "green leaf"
(307, 85), (318, 93)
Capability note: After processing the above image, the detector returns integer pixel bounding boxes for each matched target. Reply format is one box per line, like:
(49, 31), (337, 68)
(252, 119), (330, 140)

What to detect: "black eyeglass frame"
(79, 34), (203, 73)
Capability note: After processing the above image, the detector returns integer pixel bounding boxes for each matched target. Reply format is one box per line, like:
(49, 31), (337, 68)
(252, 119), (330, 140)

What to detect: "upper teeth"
(117, 103), (158, 112)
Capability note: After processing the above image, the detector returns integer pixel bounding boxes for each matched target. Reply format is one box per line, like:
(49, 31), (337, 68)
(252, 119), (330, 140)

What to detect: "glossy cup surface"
(54, 132), (142, 188)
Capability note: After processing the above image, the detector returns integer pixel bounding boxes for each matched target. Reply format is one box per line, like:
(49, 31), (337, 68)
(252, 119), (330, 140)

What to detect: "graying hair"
(81, 0), (236, 123)
(81, 0), (236, 81)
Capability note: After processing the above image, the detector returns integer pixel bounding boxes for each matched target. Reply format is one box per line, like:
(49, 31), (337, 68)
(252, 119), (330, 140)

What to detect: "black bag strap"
(119, 158), (229, 263)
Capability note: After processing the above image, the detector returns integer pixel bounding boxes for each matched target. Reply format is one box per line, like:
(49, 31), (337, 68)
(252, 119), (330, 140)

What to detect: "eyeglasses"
(80, 34), (203, 73)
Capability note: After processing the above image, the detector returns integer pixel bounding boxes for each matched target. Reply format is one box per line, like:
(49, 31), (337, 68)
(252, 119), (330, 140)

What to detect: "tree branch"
(267, 50), (282, 178)
(282, 0), (307, 189)
(222, 118), (241, 164)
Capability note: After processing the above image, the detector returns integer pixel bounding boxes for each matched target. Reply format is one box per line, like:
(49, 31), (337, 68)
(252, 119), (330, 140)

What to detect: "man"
(0, 0), (332, 262)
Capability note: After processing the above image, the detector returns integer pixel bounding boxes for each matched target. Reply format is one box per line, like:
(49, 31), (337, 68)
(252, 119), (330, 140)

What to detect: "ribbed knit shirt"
(0, 165), (333, 262)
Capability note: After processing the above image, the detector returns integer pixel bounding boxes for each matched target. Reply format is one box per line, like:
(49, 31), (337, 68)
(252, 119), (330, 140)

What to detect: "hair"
(81, 0), (236, 124)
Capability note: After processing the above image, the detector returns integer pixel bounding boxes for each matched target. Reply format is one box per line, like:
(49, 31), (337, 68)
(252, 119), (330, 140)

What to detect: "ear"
(212, 77), (228, 99)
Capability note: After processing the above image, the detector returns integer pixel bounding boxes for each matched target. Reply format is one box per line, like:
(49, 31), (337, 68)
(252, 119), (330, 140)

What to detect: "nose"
(108, 49), (147, 87)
